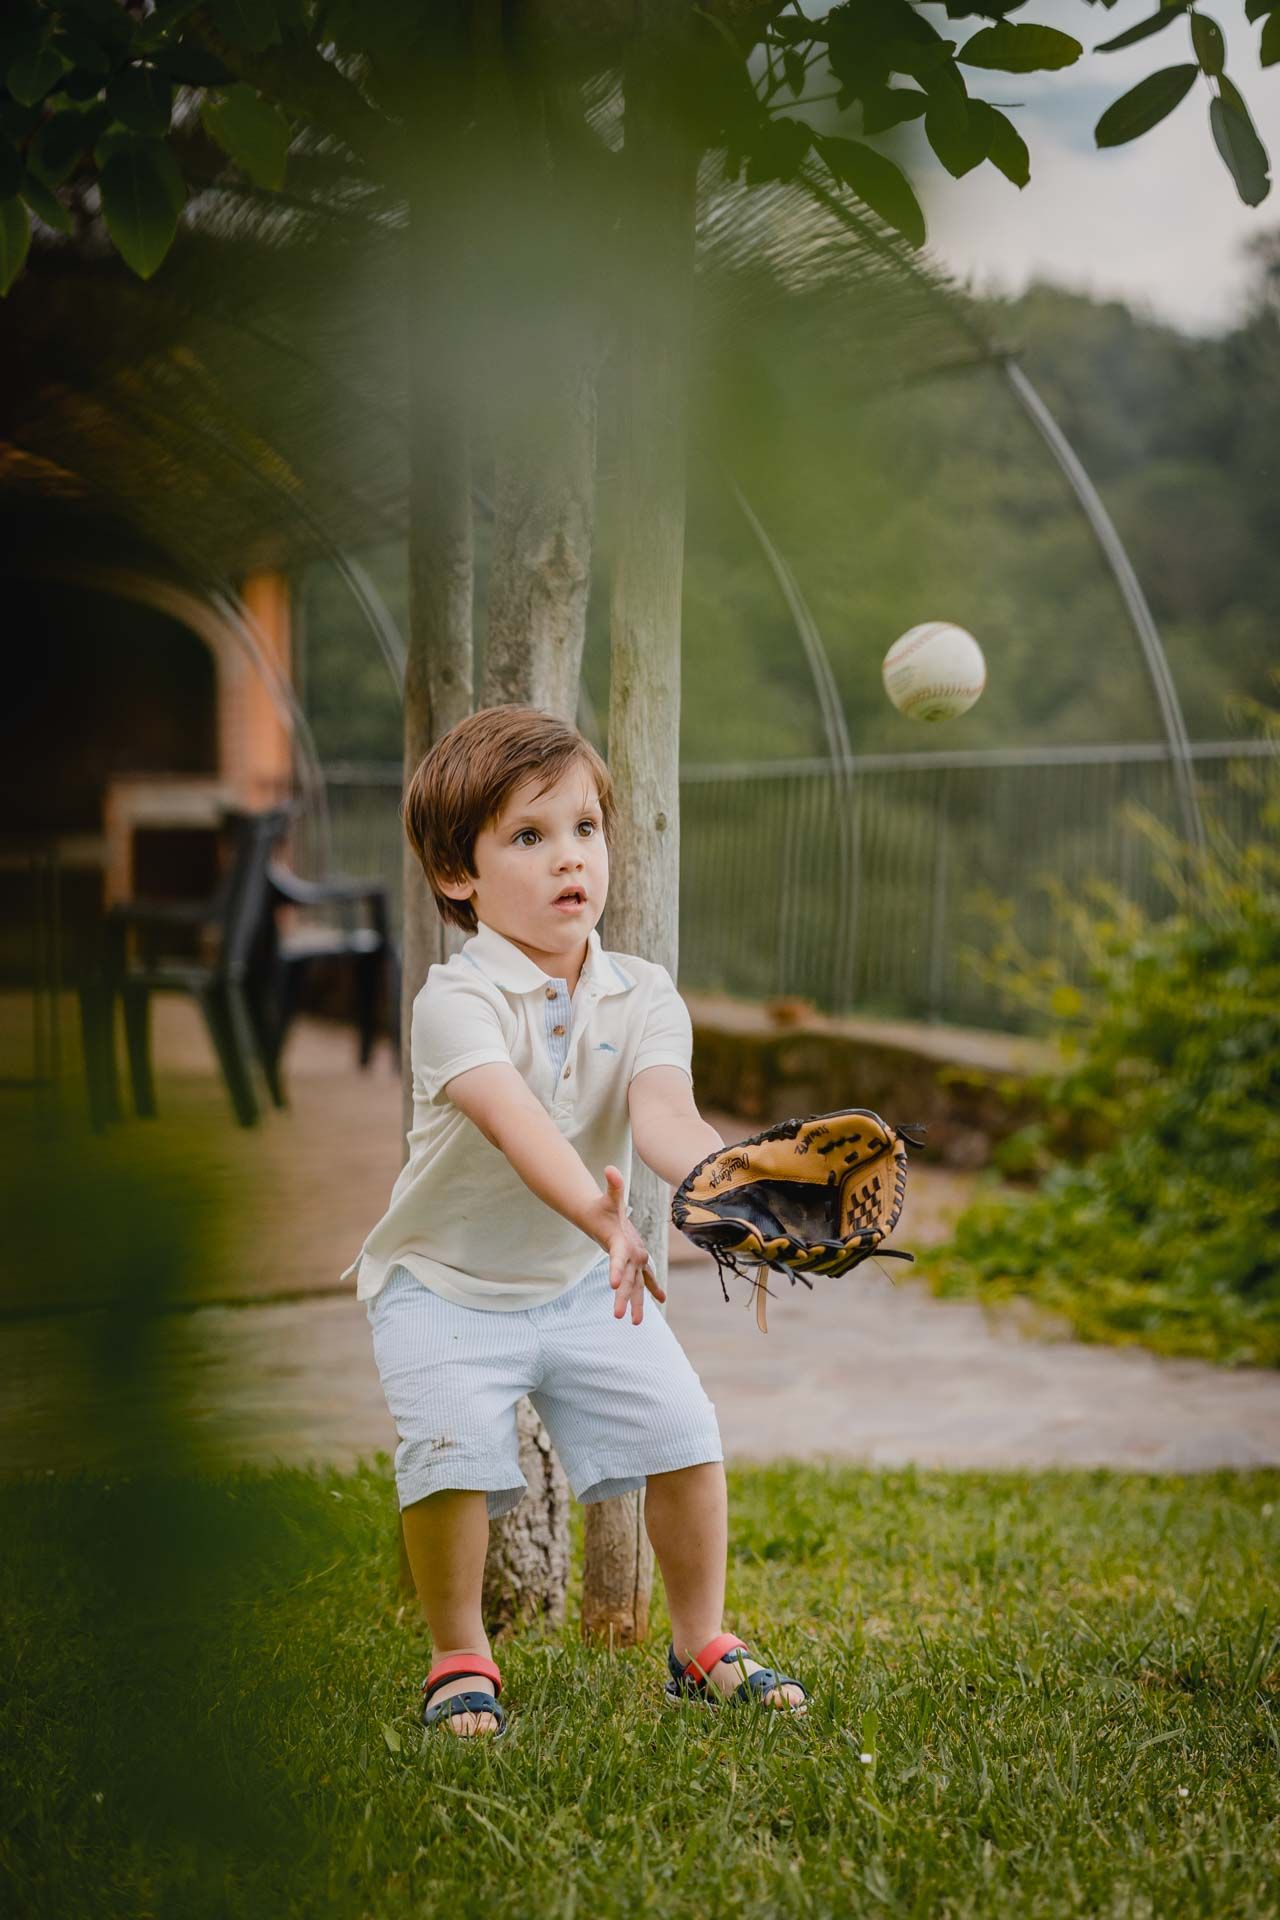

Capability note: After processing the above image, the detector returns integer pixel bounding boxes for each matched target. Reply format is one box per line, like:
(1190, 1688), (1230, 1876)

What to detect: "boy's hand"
(593, 1166), (666, 1325)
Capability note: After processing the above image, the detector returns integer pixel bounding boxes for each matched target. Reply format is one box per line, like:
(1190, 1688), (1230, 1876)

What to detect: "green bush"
(921, 695), (1280, 1367)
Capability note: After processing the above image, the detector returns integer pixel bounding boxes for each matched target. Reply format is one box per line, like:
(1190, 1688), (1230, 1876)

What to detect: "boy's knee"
(646, 1460), (725, 1491)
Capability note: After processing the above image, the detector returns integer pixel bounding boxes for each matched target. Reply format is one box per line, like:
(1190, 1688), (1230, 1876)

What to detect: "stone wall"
(684, 992), (1063, 1171)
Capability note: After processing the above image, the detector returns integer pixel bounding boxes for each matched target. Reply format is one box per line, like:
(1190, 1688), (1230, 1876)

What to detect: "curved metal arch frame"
(788, 159), (1206, 857)
(723, 350), (1208, 1010)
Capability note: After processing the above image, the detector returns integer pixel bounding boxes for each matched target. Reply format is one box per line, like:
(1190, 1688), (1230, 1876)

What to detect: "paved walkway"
(4, 1001), (1279, 1479)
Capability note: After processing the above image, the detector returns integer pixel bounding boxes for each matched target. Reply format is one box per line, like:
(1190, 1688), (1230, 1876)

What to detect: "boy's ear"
(435, 868), (476, 904)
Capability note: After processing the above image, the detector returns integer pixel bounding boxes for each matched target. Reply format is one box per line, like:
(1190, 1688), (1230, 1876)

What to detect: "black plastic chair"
(82, 807), (291, 1129)
(257, 860), (400, 1085)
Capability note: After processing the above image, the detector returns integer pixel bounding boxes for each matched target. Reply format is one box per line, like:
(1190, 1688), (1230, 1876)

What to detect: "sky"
(789, 0), (1280, 336)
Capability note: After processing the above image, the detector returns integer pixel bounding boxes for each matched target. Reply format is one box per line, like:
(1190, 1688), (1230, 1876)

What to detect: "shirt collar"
(463, 920), (635, 998)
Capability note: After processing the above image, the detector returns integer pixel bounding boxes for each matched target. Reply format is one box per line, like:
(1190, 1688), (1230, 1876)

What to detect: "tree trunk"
(482, 351), (598, 718)
(583, 0), (698, 1648)
(394, 69), (476, 1597)
(401, 175), (476, 1143)
(478, 309), (602, 1644)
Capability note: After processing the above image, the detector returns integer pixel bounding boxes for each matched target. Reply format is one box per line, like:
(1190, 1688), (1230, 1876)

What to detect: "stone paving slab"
(7, 1255), (1280, 1482)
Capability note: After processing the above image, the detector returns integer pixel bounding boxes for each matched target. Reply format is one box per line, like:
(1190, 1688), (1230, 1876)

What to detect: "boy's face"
(442, 760), (609, 969)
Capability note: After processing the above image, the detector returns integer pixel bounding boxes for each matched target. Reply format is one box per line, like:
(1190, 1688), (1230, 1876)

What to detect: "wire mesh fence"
(300, 741), (1276, 1035)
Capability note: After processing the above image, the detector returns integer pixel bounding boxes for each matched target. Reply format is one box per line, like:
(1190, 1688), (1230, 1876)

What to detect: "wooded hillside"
(300, 254), (1280, 763)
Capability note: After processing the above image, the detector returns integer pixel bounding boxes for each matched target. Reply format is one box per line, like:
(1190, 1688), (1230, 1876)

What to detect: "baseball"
(882, 623), (986, 723)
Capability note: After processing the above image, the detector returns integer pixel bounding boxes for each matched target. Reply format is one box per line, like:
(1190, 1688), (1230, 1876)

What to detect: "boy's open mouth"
(552, 888), (586, 909)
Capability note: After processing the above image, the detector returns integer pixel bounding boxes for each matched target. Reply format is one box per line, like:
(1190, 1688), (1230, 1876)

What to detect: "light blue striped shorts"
(367, 1256), (724, 1516)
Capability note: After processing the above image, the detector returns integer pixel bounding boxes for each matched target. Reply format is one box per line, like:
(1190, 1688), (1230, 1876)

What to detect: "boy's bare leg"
(643, 1461), (805, 1708)
(401, 1489), (500, 1737)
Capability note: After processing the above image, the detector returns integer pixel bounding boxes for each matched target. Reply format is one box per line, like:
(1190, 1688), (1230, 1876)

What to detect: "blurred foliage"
(0, 0), (1271, 294)
(919, 684), (1280, 1366)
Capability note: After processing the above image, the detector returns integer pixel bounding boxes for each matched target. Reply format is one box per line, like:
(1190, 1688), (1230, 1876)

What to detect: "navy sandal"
(421, 1652), (509, 1739)
(663, 1631), (809, 1715)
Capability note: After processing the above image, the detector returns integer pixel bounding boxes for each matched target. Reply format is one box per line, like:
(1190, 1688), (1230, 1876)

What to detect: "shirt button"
(545, 986), (556, 999)
(552, 1024), (565, 1036)
(563, 1066), (571, 1078)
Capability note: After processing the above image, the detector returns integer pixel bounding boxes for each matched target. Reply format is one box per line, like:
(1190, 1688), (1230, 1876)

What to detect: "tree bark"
(471, 9), (605, 1635)
(401, 174), (476, 1144)
(583, 0), (699, 1649)
(394, 38), (476, 1604)
(482, 351), (598, 717)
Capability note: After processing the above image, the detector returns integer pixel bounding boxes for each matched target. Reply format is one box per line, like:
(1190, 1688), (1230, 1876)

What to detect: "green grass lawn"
(3, 1460), (1278, 1919)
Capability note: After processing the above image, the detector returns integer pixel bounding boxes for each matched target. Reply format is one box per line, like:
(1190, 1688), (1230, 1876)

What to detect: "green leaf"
(94, 127), (143, 170)
(884, 36), (955, 82)
(52, 28), (112, 75)
(380, 1721), (402, 1753)
(20, 167), (73, 234)
(1209, 89), (1270, 204)
(1191, 13), (1225, 75)
(769, 15), (815, 43)
(925, 86), (988, 177)
(1244, 0), (1277, 22)
(201, 84), (291, 190)
(1095, 0), (1192, 54)
(1262, 12), (1280, 63)
(61, 67), (109, 102)
(0, 194), (31, 295)
(98, 137), (185, 278)
(860, 86), (929, 134)
(957, 21), (1082, 70)
(1094, 64), (1197, 146)
(134, 0), (206, 47)
(0, 98), (43, 142)
(61, 0), (132, 33)
(0, 18), (41, 76)
(207, 0), (281, 54)
(817, 132), (926, 246)
(971, 98), (1030, 185)
(28, 103), (111, 184)
(106, 64), (172, 136)
(151, 46), (235, 85)
(0, 139), (21, 200)
(7, 44), (70, 107)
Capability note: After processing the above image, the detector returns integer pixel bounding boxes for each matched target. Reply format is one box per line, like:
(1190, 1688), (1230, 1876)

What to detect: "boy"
(344, 704), (809, 1737)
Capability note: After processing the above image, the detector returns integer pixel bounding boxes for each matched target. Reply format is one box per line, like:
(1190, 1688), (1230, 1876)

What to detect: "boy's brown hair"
(402, 704), (615, 934)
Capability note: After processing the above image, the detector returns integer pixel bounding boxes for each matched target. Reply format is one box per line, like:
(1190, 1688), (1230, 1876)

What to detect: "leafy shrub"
(920, 695), (1280, 1367)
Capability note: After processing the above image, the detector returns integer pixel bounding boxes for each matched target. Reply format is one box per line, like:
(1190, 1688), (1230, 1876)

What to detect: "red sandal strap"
(682, 1633), (749, 1683)
(423, 1653), (502, 1702)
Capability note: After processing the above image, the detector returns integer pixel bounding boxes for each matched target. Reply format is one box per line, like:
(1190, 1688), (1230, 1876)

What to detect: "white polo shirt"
(341, 919), (694, 1311)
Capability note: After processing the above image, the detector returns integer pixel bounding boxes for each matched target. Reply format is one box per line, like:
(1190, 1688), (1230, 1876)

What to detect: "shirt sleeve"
(412, 977), (513, 1106)
(629, 965), (694, 1085)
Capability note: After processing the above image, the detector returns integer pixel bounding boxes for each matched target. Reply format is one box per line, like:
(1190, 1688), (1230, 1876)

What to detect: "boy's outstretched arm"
(628, 1065), (724, 1190)
(442, 1060), (663, 1321)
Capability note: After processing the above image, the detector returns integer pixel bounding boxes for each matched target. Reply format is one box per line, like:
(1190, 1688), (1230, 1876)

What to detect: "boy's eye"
(513, 821), (597, 847)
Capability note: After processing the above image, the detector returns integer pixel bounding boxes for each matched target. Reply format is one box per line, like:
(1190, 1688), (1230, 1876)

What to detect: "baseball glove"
(670, 1108), (927, 1332)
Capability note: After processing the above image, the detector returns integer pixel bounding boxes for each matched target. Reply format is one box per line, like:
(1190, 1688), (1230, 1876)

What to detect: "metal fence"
(301, 741), (1276, 1035)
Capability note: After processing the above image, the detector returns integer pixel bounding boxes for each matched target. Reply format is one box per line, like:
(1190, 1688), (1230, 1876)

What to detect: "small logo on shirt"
(595, 1041), (618, 1052)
